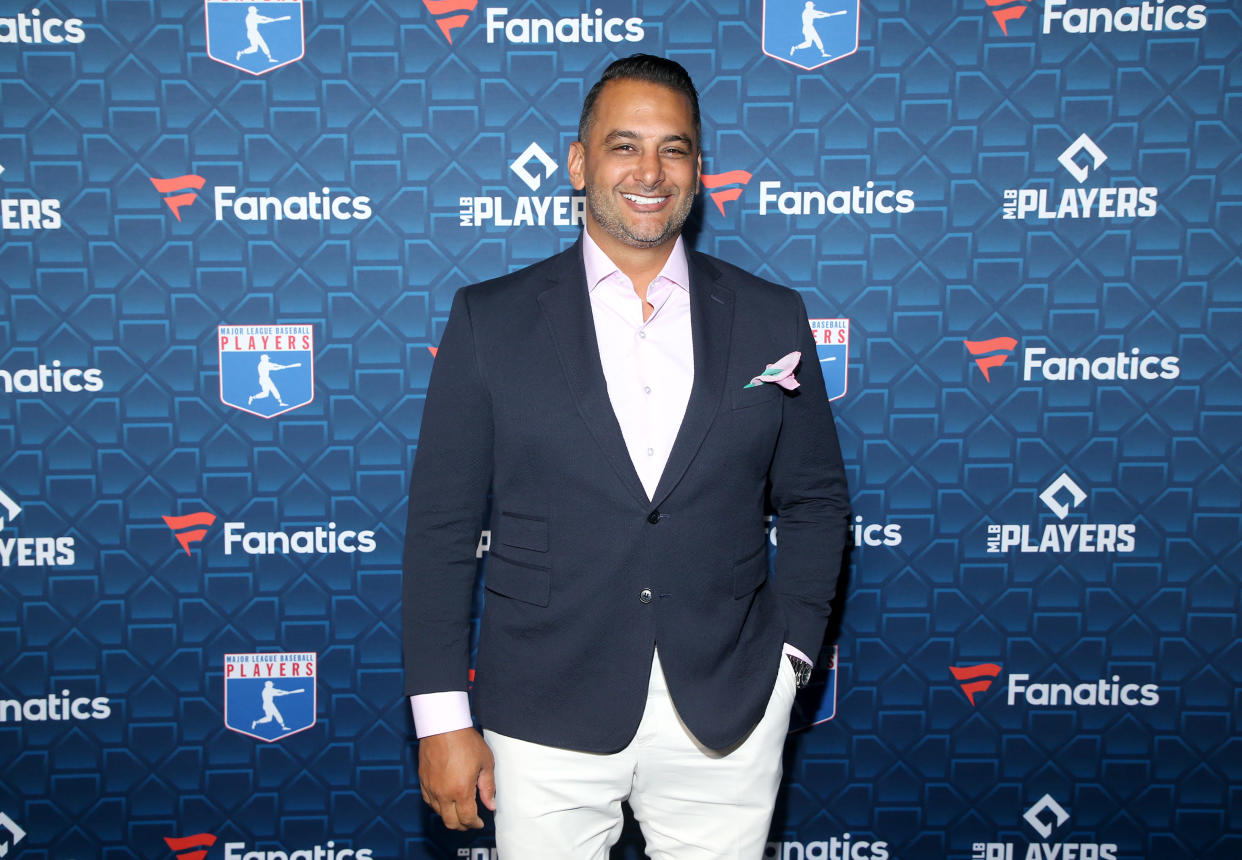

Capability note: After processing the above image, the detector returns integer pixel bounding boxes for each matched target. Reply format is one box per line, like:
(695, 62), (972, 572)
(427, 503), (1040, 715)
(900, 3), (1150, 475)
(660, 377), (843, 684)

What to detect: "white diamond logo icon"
(510, 142), (559, 192)
(1057, 133), (1107, 184)
(0, 487), (20, 533)
(0, 811), (27, 858)
(1023, 794), (1070, 840)
(1039, 473), (1087, 520)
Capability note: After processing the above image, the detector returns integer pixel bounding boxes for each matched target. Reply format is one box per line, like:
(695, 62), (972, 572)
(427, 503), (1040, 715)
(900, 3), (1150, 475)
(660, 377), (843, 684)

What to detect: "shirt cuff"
(409, 691), (473, 738)
(783, 642), (813, 668)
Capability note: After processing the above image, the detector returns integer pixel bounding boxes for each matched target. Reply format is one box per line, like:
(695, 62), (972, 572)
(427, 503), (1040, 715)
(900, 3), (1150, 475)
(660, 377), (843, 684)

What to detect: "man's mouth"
(621, 192), (670, 207)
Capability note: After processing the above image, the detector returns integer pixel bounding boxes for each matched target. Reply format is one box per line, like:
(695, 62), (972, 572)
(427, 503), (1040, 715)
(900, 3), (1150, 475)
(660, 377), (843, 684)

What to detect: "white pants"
(484, 650), (796, 860)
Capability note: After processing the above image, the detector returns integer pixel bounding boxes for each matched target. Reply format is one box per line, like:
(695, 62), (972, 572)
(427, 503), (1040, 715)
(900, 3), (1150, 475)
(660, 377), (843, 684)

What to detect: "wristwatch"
(787, 654), (812, 689)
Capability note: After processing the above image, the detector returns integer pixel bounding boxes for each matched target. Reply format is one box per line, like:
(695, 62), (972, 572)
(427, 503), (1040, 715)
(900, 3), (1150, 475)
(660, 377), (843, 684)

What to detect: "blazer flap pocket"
(497, 511), (549, 552)
(732, 543), (769, 598)
(730, 381), (782, 411)
(485, 550), (551, 607)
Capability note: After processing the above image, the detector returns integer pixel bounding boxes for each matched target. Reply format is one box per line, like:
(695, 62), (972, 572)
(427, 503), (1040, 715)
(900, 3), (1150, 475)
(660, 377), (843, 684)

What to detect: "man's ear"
(567, 141), (586, 191)
(696, 150), (702, 192)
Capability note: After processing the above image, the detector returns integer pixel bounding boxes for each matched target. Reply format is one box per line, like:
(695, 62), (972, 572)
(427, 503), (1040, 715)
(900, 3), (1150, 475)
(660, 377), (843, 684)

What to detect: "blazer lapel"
(538, 242), (651, 507)
(650, 253), (734, 506)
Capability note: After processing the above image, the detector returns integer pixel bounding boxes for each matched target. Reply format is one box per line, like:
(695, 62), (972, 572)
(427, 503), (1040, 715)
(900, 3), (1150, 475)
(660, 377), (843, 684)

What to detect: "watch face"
(788, 655), (812, 687)
(789, 646), (839, 729)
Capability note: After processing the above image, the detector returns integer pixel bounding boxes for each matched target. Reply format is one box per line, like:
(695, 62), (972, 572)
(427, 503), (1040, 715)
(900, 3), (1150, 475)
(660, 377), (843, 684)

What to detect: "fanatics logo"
(150, 174), (206, 221)
(423, 0), (478, 44)
(984, 0), (1030, 35)
(165, 832), (218, 860)
(151, 174), (372, 223)
(700, 169), (754, 216)
(1043, 0), (1206, 34)
(164, 511), (217, 555)
(162, 511), (378, 557)
(761, 0), (860, 71)
(950, 663), (1002, 706)
(963, 336), (1017, 382)
(426, 1), (645, 46)
(0, 9), (86, 44)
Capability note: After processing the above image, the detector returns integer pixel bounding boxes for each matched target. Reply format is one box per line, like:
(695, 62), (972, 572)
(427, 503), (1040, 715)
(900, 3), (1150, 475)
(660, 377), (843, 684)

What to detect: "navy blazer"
(402, 239), (850, 752)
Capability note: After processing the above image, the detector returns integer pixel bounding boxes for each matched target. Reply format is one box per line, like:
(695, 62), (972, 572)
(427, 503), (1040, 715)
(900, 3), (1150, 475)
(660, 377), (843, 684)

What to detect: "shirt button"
(644, 386), (652, 394)
(638, 331), (647, 339)
(646, 447), (654, 456)
(639, 588), (653, 604)
(647, 510), (660, 524)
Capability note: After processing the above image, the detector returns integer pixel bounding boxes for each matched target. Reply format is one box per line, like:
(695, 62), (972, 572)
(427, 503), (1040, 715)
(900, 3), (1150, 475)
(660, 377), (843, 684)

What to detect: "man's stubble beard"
(584, 182), (697, 249)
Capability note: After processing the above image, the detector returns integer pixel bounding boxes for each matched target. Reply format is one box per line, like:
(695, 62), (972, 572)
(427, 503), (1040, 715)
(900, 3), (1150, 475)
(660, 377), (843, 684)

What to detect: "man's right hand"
(417, 727), (496, 830)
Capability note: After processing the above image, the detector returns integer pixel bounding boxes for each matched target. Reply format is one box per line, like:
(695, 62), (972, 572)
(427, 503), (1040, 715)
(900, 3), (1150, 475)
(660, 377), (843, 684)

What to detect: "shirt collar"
(582, 228), (690, 295)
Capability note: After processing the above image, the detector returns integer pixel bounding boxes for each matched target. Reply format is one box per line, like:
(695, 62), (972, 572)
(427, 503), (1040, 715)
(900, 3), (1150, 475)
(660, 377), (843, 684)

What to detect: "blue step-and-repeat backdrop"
(1, 0), (1239, 858)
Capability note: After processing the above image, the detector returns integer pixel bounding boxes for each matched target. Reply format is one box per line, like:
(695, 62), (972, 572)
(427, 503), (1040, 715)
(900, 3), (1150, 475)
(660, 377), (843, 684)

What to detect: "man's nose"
(634, 146), (663, 188)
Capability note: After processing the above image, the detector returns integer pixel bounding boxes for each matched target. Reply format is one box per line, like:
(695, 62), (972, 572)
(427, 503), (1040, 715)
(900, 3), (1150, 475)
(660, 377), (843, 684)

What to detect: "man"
(403, 54), (849, 858)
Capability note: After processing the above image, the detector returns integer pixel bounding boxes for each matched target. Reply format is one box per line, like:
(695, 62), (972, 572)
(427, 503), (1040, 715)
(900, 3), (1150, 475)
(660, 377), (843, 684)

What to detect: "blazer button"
(639, 588), (653, 604)
(647, 510), (660, 524)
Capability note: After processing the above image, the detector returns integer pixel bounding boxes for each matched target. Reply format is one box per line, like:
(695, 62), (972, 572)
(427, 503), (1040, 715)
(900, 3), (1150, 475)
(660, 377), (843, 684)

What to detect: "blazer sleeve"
(767, 291), (851, 660)
(402, 286), (494, 697)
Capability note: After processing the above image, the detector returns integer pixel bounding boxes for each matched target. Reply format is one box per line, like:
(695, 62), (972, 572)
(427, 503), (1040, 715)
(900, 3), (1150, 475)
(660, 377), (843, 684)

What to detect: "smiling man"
(403, 54), (850, 859)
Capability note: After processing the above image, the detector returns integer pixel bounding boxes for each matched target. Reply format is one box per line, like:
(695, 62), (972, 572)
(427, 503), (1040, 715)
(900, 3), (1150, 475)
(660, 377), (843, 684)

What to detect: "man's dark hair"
(577, 54), (701, 149)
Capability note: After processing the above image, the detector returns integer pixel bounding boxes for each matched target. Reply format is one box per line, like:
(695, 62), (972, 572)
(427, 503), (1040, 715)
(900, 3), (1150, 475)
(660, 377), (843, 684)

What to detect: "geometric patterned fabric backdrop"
(1, 0), (1239, 858)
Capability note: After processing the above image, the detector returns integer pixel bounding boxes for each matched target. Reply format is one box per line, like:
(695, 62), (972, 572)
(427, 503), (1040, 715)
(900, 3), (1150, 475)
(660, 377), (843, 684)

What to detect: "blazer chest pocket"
(730, 381), (782, 411)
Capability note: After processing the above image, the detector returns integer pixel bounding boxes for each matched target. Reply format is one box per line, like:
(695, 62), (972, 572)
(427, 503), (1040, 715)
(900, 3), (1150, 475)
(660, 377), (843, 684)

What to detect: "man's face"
(568, 79), (700, 255)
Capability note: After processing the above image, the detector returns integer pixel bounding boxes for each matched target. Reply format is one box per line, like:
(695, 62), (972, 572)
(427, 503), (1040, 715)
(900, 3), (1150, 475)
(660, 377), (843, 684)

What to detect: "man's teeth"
(623, 193), (667, 205)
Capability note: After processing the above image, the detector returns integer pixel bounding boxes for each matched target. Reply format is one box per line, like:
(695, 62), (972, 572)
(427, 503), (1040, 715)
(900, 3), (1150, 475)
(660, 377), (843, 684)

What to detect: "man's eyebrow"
(600, 130), (696, 147)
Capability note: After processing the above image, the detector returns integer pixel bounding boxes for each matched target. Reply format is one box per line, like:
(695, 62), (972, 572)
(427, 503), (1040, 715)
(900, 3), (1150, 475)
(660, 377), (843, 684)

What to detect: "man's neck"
(584, 221), (679, 300)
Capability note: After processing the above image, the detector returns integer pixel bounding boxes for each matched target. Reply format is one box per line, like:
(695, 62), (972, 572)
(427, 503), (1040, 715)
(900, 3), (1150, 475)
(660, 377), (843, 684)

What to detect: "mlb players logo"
(205, 0), (305, 76)
(218, 324), (314, 418)
(762, 0), (859, 71)
(224, 653), (317, 742)
(809, 318), (849, 401)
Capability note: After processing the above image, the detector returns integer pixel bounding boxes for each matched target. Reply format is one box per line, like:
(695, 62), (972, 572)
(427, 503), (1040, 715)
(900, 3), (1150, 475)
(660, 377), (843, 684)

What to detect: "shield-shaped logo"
(809, 318), (849, 401)
(218, 324), (314, 418)
(790, 645), (839, 731)
(762, 0), (860, 71)
(224, 653), (317, 742)
(205, 0), (305, 76)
